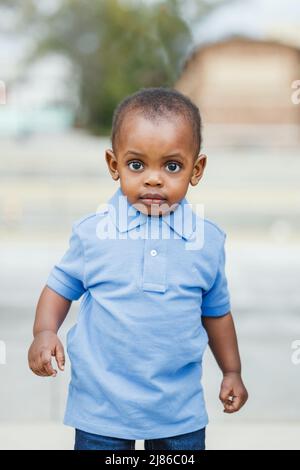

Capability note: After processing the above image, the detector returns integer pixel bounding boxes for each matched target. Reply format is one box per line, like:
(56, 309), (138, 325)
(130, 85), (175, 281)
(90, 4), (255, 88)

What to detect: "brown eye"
(128, 161), (144, 171)
(165, 162), (181, 173)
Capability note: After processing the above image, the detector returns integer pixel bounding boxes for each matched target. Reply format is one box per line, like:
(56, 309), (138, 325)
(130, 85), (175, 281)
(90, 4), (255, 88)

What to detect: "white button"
(150, 249), (157, 256)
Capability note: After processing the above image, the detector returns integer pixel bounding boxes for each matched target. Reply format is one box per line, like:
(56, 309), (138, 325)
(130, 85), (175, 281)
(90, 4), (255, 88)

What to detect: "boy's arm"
(28, 286), (72, 377)
(33, 285), (71, 336)
(202, 312), (248, 413)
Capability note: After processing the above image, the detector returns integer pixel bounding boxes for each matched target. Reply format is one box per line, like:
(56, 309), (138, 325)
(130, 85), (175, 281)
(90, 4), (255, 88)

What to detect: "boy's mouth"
(139, 193), (167, 205)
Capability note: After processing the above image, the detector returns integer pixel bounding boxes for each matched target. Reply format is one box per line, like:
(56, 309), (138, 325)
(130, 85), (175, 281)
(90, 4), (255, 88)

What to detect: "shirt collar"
(106, 187), (197, 241)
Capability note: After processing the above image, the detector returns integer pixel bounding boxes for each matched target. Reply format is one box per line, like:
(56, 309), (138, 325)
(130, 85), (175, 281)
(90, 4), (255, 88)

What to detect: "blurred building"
(0, 50), (75, 138)
(175, 37), (300, 147)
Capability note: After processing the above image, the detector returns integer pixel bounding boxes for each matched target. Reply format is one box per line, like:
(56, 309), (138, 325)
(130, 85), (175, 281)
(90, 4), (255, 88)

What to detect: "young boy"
(28, 87), (248, 451)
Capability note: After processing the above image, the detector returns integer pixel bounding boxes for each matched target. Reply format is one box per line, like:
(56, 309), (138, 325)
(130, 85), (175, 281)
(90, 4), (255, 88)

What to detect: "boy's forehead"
(117, 112), (194, 156)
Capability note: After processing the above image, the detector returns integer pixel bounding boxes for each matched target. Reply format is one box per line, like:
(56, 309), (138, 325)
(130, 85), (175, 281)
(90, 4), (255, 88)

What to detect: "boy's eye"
(165, 162), (181, 173)
(128, 160), (181, 173)
(128, 161), (144, 171)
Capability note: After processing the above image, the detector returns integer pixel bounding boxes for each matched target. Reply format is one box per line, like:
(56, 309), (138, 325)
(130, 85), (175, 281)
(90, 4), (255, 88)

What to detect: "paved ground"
(0, 422), (299, 450)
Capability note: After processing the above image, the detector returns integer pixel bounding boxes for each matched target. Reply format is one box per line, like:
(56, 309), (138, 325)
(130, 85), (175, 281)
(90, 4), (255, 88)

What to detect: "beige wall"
(175, 38), (300, 126)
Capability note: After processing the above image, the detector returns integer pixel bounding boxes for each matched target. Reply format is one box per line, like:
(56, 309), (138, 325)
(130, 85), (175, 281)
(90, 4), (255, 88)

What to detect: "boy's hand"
(28, 330), (65, 377)
(219, 372), (248, 413)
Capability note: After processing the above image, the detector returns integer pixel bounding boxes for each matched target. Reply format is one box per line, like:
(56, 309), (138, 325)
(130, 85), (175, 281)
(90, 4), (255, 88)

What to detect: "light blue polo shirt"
(46, 186), (231, 440)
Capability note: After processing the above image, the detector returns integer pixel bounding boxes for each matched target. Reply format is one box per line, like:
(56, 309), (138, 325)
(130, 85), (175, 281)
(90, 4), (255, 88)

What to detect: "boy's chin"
(133, 201), (178, 217)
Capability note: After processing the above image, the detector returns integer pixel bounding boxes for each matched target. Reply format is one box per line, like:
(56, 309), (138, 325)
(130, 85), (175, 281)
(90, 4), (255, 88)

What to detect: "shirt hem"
(201, 301), (231, 317)
(46, 274), (82, 301)
(63, 415), (209, 440)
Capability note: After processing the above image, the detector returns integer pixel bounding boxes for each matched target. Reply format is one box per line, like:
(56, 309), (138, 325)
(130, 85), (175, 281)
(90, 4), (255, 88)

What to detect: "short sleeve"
(46, 224), (86, 301)
(201, 234), (231, 317)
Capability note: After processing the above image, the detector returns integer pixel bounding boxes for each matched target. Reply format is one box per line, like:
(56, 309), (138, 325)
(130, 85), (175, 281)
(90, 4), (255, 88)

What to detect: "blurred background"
(0, 0), (300, 450)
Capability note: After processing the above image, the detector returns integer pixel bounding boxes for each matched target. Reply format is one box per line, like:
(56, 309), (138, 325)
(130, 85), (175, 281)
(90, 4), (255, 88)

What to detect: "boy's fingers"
(55, 343), (65, 371)
(40, 349), (57, 377)
(219, 385), (232, 403)
(33, 362), (47, 376)
(30, 360), (43, 376)
(44, 361), (57, 377)
(223, 395), (241, 413)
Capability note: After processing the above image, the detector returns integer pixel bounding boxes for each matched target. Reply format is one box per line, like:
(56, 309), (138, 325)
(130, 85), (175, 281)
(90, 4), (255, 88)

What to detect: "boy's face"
(105, 112), (206, 216)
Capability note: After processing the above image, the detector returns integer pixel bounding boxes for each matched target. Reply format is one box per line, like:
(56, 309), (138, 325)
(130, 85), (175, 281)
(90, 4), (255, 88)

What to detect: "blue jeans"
(74, 427), (206, 450)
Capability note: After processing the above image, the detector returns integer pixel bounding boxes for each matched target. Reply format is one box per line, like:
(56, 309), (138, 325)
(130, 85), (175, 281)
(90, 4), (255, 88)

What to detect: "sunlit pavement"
(0, 422), (299, 450)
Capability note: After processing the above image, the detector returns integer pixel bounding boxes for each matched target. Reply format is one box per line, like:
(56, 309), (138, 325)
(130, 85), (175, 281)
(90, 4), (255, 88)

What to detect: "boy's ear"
(190, 153), (207, 186)
(105, 149), (119, 181)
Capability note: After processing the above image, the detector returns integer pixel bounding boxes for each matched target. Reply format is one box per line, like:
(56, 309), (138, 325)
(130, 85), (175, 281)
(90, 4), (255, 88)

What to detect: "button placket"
(142, 217), (167, 293)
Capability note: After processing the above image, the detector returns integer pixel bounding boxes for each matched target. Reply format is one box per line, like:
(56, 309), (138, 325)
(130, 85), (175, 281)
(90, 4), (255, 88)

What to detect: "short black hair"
(111, 87), (202, 158)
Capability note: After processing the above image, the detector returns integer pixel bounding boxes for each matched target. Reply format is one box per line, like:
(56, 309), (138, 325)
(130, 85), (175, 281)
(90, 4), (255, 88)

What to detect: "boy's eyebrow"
(124, 150), (185, 160)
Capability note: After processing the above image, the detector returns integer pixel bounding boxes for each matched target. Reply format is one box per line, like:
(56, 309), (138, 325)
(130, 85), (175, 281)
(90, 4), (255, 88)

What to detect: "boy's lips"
(139, 193), (167, 205)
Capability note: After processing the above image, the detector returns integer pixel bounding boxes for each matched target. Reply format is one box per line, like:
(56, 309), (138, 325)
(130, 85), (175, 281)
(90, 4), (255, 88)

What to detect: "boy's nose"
(144, 171), (163, 186)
